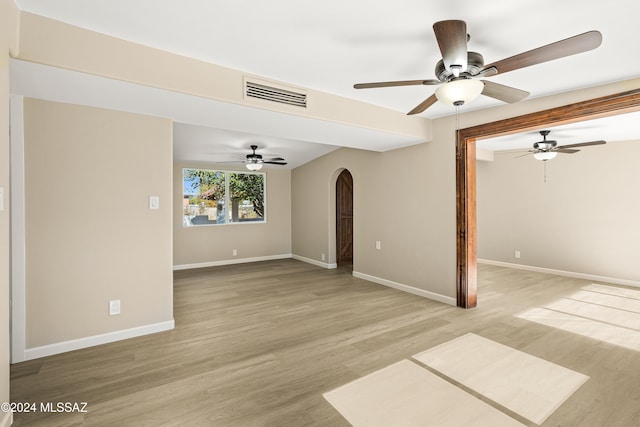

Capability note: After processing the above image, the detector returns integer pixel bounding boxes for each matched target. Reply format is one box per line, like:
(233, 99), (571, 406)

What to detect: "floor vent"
(245, 80), (307, 108)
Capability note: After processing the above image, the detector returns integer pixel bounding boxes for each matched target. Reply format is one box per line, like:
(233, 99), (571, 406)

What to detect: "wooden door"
(336, 170), (353, 265)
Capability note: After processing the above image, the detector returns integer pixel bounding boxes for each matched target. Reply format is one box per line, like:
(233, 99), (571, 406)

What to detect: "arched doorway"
(336, 169), (353, 268)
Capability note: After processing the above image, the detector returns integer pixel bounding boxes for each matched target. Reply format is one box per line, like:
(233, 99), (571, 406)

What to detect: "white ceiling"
(12, 0), (640, 164)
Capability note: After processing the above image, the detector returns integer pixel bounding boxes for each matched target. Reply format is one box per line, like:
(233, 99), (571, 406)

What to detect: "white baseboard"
(352, 271), (456, 306)
(478, 259), (640, 288)
(292, 254), (337, 269)
(22, 320), (175, 361)
(173, 254), (292, 271)
(0, 411), (12, 427)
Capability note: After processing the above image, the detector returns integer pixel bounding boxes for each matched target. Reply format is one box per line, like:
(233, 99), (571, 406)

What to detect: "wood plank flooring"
(9, 260), (640, 426)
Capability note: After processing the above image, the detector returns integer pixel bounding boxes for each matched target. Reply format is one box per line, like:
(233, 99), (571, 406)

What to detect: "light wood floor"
(10, 259), (640, 426)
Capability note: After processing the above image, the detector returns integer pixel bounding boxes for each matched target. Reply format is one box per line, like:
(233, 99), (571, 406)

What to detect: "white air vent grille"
(245, 80), (307, 108)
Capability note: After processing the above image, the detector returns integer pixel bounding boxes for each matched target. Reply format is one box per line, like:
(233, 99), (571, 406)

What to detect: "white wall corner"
(10, 95), (26, 364)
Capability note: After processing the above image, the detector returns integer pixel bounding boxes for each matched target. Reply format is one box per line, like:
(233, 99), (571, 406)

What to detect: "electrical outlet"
(109, 300), (121, 315)
(321, 253), (326, 261)
(515, 250), (521, 259)
(375, 240), (381, 250)
(232, 249), (238, 256)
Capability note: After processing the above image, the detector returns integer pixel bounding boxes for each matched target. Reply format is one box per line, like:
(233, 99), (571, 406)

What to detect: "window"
(183, 168), (266, 226)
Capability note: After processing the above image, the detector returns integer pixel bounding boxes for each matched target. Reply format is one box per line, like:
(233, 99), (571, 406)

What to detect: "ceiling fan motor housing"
(533, 141), (557, 151)
(435, 51), (485, 82)
(534, 130), (557, 151)
(247, 145), (263, 163)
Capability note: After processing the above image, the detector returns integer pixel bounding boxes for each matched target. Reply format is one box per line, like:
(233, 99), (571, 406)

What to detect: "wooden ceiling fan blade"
(515, 152), (534, 158)
(480, 30), (602, 75)
(407, 94), (438, 115)
(433, 20), (468, 72)
(354, 79), (440, 89)
(555, 148), (579, 154)
(481, 80), (530, 103)
(558, 140), (606, 149)
(263, 161), (287, 165)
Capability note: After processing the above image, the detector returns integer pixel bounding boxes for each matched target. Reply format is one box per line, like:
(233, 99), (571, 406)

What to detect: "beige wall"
(291, 148), (377, 266)
(173, 163), (291, 266)
(477, 138), (640, 283)
(1, 0), (19, 424)
(22, 98), (174, 348)
(292, 137), (458, 299)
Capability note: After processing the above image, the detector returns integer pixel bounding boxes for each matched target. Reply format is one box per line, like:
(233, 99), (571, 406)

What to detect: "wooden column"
(456, 132), (477, 308)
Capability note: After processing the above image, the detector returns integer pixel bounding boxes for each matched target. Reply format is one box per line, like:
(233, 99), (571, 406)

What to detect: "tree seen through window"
(183, 168), (265, 226)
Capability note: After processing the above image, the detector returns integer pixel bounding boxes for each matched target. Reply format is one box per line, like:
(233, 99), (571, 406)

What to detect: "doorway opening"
(336, 169), (353, 270)
(456, 88), (640, 308)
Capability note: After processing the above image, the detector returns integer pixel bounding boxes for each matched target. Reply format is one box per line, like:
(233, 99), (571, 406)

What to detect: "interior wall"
(1, 0), (19, 424)
(292, 148), (376, 268)
(173, 163), (291, 267)
(22, 98), (174, 349)
(477, 138), (640, 283)
(292, 137), (458, 300)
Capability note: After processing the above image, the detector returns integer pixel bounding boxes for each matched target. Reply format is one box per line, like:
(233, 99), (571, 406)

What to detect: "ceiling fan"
(353, 20), (602, 115)
(222, 145), (287, 171)
(519, 130), (606, 161)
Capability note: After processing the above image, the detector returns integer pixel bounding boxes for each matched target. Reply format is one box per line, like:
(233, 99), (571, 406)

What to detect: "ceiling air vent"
(245, 79), (307, 108)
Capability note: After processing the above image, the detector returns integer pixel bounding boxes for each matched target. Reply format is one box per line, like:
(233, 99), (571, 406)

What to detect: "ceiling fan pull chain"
(455, 104), (461, 159)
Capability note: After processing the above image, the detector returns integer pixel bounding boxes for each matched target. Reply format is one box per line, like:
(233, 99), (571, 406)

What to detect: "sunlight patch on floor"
(323, 359), (525, 427)
(413, 333), (588, 425)
(324, 333), (590, 426)
(517, 284), (640, 351)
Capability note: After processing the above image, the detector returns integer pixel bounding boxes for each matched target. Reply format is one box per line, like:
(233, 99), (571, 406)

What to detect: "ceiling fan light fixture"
(533, 151), (558, 161)
(246, 162), (263, 171)
(435, 78), (484, 106)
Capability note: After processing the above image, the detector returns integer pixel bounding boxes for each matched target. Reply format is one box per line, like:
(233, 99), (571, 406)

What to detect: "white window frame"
(182, 168), (267, 227)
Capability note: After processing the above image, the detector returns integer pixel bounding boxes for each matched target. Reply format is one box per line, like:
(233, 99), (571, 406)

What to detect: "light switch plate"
(149, 196), (159, 210)
(109, 300), (121, 315)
